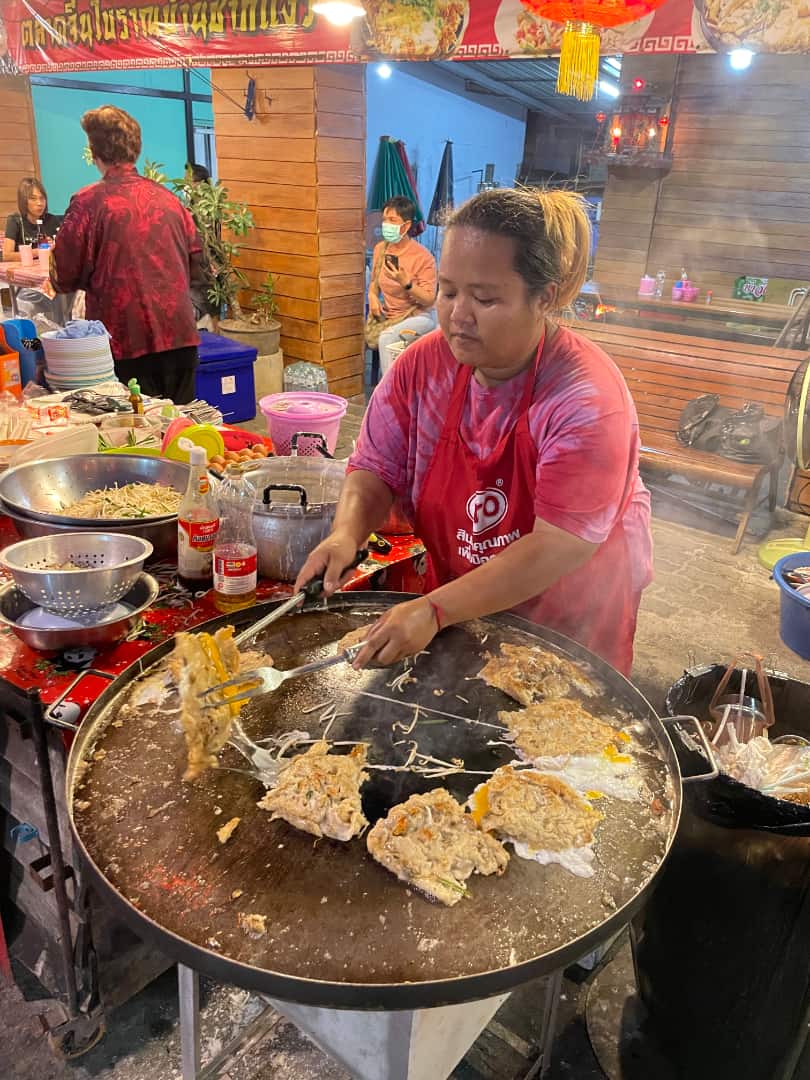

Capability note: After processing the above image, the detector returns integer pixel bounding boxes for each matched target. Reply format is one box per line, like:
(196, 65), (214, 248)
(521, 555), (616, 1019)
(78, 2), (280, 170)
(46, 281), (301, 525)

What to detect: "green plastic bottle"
(127, 378), (144, 416)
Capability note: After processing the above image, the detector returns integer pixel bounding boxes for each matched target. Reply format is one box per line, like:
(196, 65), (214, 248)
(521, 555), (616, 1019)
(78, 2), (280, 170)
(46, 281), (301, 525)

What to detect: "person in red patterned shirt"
(51, 105), (203, 404)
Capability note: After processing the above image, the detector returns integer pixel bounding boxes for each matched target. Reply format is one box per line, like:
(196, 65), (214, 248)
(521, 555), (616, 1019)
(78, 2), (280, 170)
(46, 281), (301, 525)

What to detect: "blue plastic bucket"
(773, 551), (810, 659)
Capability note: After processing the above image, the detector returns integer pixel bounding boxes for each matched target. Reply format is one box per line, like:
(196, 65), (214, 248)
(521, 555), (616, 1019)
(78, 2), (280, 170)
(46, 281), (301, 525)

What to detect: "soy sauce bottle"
(177, 445), (219, 592)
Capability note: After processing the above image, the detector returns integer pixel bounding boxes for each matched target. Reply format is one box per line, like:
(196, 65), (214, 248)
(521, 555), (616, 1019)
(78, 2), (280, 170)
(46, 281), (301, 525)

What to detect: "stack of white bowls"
(41, 330), (116, 390)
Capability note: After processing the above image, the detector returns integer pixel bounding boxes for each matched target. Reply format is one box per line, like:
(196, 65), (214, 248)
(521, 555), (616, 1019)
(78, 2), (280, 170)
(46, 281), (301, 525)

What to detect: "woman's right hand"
(368, 294), (382, 319)
(294, 530), (361, 597)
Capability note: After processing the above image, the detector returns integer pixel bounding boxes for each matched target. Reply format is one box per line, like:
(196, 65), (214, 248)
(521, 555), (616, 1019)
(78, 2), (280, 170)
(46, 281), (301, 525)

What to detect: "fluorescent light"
(312, 1), (364, 26)
(376, 62), (392, 79)
(729, 48), (754, 70)
(599, 80), (620, 99)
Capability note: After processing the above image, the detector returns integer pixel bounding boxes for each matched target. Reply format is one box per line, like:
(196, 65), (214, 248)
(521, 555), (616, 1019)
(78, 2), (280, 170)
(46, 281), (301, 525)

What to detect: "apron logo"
(466, 488), (508, 534)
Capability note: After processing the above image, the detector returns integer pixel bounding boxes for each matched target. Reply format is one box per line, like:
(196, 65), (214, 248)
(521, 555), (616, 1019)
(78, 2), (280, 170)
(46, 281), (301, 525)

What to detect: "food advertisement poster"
(0, 0), (805, 74)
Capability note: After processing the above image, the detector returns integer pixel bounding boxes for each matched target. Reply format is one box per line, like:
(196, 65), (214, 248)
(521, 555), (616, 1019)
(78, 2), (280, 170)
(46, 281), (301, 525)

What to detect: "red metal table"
(0, 516), (426, 722)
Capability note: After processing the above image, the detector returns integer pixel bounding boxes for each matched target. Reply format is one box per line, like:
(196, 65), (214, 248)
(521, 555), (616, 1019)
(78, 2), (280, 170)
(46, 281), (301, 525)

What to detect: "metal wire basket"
(0, 532), (154, 618)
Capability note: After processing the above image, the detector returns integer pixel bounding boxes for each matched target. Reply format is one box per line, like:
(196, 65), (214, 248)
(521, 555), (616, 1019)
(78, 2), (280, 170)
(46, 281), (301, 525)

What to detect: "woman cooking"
(297, 188), (653, 676)
(368, 196), (438, 375)
(3, 177), (62, 261)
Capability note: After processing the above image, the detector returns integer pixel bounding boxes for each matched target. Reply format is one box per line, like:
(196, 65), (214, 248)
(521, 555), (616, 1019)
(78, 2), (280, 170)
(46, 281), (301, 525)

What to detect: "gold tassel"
(556, 21), (601, 102)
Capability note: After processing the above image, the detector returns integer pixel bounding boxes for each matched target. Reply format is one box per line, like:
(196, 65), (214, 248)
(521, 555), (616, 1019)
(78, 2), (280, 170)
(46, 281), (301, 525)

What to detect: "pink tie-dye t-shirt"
(350, 325), (653, 594)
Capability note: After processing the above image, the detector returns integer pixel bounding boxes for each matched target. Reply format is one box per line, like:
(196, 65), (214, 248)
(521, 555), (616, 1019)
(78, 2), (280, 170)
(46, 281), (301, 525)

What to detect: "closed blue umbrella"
(428, 140), (454, 226)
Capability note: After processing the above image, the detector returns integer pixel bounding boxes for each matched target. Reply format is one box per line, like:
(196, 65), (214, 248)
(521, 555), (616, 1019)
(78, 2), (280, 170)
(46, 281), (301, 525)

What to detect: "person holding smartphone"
(367, 196), (438, 375)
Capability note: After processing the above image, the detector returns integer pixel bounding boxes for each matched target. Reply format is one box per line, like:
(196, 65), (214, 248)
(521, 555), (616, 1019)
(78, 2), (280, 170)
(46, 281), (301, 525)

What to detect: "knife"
(234, 548), (369, 647)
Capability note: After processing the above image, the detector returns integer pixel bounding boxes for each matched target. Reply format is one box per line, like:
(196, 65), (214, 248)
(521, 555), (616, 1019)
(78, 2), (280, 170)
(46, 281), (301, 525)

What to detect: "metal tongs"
(231, 547), (369, 651)
(200, 547), (370, 711)
(201, 640), (368, 709)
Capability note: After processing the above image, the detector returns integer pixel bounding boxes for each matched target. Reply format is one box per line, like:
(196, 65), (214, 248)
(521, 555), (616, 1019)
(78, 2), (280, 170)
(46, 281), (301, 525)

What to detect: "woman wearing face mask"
(3, 178), (63, 262)
(367, 196), (438, 375)
(297, 188), (653, 677)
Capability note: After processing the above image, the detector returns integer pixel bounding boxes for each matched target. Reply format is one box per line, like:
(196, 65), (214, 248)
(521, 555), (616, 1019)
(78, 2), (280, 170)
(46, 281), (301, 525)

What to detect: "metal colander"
(0, 532), (154, 618)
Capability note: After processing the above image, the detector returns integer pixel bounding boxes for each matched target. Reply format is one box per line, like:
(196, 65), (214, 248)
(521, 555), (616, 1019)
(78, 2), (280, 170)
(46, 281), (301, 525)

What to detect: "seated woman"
(3, 178), (63, 262)
(367, 196), (438, 376)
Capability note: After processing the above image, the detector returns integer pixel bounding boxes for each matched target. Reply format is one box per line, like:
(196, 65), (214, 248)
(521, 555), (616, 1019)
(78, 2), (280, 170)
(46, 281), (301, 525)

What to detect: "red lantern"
(519, 0), (668, 101)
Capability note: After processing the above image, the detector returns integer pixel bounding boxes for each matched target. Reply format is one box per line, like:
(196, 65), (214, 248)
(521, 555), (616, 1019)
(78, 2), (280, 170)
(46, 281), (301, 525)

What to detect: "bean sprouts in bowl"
(0, 454), (190, 528)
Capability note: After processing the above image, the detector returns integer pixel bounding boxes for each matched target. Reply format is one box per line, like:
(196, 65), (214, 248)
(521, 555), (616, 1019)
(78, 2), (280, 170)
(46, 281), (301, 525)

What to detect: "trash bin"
(631, 664), (810, 1080)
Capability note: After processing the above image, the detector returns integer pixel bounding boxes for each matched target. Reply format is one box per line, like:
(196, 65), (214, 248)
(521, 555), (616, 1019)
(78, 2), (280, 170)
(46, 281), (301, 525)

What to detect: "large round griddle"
(67, 593), (679, 1010)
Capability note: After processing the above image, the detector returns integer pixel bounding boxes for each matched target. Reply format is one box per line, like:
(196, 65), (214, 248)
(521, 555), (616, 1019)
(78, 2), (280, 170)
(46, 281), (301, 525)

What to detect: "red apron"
(412, 341), (640, 675)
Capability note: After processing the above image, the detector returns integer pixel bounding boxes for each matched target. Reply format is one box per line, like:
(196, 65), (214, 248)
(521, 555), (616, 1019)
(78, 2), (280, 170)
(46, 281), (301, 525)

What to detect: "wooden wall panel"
(213, 64), (365, 390)
(591, 58), (672, 292)
(211, 68), (314, 92)
(595, 54), (810, 303)
(0, 78), (39, 223)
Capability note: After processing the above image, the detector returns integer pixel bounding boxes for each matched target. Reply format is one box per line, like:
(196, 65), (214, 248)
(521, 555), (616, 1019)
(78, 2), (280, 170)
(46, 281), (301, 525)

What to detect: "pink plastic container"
(259, 392), (348, 456)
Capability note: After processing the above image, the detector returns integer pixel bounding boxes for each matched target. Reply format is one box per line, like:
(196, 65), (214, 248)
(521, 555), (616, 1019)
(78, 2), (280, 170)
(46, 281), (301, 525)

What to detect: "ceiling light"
(600, 80), (620, 99)
(376, 62), (392, 79)
(632, 77), (646, 91)
(729, 48), (754, 70)
(312, 1), (365, 26)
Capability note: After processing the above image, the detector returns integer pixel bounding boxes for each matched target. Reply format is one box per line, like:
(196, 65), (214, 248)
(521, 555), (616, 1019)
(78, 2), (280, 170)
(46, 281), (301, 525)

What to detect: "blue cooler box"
(195, 331), (258, 423)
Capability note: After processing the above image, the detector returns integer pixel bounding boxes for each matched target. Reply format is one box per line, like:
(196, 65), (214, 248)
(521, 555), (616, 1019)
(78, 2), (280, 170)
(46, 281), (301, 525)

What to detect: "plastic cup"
(18, 244), (33, 266)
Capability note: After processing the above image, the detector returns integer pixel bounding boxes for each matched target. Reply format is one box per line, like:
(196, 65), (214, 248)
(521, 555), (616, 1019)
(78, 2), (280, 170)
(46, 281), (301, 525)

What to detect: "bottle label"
(214, 552), (258, 595)
(179, 518), (219, 550)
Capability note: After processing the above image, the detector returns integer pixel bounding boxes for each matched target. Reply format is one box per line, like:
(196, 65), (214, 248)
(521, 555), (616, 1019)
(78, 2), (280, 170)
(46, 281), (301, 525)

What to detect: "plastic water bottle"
(213, 480), (257, 613)
(654, 271), (666, 298)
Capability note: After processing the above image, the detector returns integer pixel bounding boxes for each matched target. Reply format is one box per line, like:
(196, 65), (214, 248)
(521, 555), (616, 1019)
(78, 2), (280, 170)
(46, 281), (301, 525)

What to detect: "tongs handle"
(234, 548), (369, 647)
(301, 547), (369, 603)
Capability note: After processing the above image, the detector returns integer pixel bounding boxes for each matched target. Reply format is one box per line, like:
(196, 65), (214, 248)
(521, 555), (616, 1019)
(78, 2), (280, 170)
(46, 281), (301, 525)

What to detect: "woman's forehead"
(382, 208), (404, 222)
(440, 228), (518, 281)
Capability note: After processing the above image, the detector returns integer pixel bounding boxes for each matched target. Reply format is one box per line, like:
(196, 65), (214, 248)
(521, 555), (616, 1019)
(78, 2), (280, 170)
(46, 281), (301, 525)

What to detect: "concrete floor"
(3, 403), (810, 1079)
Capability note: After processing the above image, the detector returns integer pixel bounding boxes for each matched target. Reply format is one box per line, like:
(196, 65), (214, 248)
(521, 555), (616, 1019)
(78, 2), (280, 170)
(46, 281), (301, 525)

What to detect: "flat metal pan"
(67, 593), (681, 1010)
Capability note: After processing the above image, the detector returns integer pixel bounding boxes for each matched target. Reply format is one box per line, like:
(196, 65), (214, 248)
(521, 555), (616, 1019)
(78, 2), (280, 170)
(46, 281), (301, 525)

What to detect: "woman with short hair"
(367, 196), (438, 375)
(51, 105), (204, 404)
(3, 177), (62, 261)
(298, 188), (653, 676)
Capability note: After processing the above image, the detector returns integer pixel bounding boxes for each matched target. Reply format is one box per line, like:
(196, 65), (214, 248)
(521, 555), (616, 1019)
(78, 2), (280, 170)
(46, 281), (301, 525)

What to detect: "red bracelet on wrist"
(426, 598), (446, 631)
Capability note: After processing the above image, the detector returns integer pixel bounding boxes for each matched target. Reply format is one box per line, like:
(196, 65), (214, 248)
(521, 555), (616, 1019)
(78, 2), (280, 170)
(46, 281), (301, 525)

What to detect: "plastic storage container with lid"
(195, 331), (258, 424)
(259, 392), (348, 455)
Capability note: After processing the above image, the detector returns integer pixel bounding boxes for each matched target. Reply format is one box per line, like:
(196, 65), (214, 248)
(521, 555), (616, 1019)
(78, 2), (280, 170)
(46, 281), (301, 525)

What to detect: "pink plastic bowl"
(259, 392), (348, 456)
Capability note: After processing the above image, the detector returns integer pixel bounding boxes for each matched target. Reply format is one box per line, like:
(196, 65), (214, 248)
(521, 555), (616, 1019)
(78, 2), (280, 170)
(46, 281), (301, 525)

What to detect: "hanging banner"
(0, 0), (707, 74)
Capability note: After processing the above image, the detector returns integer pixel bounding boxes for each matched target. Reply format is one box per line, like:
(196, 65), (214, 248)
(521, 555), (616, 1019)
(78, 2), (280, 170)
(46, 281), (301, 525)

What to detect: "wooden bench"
(568, 322), (802, 552)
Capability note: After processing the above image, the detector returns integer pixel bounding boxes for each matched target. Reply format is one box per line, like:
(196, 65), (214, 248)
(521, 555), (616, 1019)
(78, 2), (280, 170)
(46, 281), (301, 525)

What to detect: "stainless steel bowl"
(0, 572), (160, 653)
(3, 503), (178, 562)
(0, 532), (154, 618)
(0, 454), (189, 526)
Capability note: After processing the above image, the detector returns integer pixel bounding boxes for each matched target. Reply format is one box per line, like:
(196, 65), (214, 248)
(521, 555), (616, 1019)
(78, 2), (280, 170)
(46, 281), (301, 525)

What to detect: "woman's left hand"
(352, 597), (439, 668)
(390, 263), (411, 288)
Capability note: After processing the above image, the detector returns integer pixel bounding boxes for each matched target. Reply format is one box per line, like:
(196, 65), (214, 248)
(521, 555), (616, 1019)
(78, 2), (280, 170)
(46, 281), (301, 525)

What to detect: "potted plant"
(227, 272), (281, 355)
(174, 173), (281, 356)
